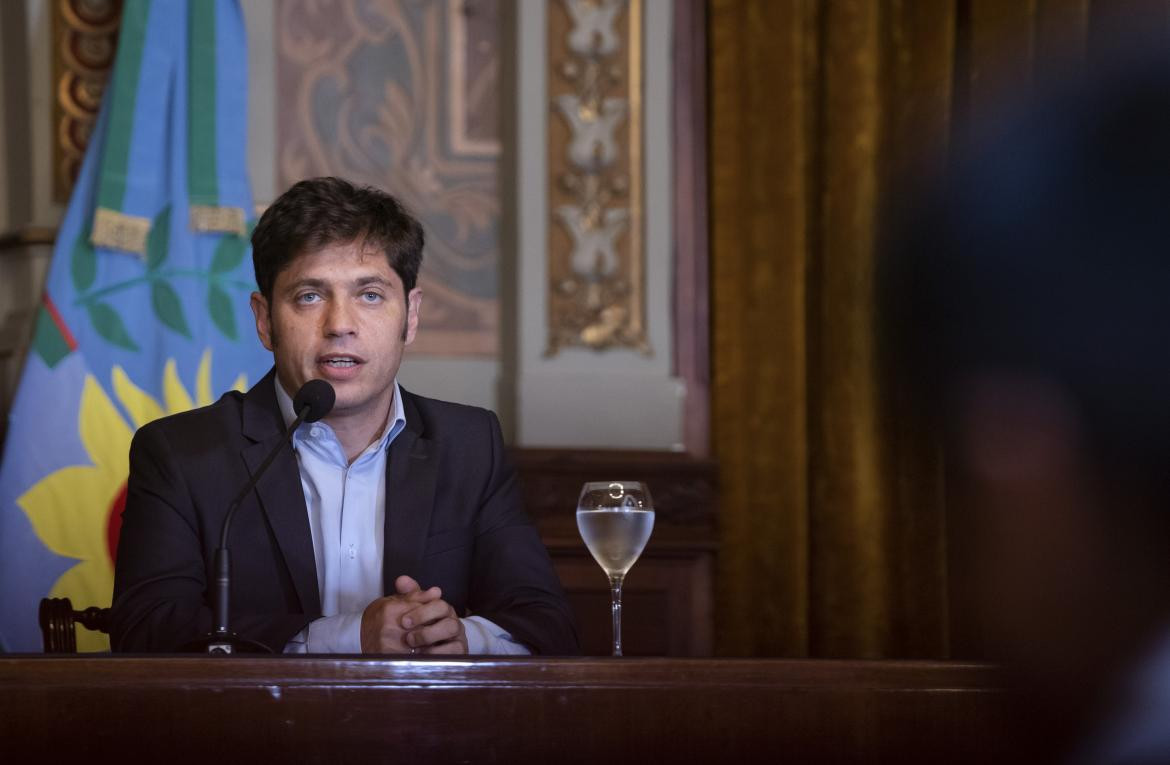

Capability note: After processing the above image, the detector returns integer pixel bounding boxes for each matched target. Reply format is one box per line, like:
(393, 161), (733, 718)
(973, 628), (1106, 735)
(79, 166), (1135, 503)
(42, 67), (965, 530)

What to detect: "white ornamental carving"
(547, 0), (646, 354)
(556, 205), (630, 277)
(563, 0), (625, 56)
(555, 94), (627, 170)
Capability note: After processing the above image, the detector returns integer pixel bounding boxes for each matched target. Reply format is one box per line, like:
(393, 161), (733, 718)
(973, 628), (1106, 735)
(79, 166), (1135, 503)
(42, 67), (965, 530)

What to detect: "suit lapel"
(240, 371), (322, 615)
(383, 390), (437, 592)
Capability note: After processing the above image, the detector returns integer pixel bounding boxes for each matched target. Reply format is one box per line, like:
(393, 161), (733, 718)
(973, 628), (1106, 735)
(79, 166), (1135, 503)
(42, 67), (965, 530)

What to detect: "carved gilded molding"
(52, 0), (122, 203)
(547, 0), (648, 355)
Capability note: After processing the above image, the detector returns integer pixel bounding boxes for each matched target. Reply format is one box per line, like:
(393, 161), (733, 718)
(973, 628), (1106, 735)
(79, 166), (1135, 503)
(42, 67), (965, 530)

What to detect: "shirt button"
(348, 544), (356, 560)
(310, 426), (322, 438)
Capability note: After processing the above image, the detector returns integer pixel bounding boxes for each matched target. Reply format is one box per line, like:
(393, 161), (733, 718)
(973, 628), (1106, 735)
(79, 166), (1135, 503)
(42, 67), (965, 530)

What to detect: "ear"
(404, 287), (422, 346)
(250, 292), (274, 351)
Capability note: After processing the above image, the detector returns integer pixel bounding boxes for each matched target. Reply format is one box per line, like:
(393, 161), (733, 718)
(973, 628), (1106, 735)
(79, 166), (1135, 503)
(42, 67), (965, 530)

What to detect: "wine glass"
(576, 481), (655, 656)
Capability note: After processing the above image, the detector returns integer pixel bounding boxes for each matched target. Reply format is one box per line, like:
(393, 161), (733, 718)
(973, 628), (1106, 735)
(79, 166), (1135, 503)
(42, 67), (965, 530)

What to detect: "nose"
(322, 299), (357, 338)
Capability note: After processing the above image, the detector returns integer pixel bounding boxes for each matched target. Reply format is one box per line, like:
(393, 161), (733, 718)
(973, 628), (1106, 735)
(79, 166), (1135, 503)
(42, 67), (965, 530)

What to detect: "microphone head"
(293, 379), (335, 423)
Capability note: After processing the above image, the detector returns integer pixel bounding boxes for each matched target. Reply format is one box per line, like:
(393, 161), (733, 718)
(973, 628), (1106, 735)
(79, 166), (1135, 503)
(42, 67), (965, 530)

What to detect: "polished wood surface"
(0, 657), (1014, 762)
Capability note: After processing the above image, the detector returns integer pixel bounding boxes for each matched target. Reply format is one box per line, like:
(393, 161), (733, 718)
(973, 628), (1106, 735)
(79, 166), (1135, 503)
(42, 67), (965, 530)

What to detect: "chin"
(329, 395), (358, 412)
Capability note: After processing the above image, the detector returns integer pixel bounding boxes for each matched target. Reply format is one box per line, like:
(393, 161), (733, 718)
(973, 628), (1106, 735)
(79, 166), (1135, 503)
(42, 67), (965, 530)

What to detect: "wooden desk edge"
(0, 656), (1007, 691)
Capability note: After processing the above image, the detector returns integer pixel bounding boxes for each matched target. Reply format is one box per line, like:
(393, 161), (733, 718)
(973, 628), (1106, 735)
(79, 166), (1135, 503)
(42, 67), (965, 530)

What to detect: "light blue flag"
(0, 0), (269, 652)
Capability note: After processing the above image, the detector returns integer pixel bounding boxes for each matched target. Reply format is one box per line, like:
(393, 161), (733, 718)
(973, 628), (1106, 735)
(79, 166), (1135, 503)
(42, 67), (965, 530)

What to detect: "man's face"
(250, 240), (421, 426)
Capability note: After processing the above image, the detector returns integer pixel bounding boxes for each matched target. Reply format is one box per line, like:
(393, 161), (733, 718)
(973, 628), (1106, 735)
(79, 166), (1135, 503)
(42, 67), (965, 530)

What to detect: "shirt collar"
(274, 376), (406, 453)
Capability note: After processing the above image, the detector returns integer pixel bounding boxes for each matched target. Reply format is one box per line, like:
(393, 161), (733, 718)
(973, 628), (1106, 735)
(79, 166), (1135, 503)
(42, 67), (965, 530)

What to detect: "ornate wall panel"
(547, 0), (647, 355)
(52, 0), (123, 203)
(276, 0), (500, 355)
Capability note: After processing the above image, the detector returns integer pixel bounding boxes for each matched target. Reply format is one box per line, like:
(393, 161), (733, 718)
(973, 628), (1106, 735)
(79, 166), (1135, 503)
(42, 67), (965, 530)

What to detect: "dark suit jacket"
(110, 369), (579, 655)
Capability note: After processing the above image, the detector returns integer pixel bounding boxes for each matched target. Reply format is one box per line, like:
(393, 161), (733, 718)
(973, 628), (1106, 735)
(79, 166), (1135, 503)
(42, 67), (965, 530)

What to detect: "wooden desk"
(0, 657), (1016, 762)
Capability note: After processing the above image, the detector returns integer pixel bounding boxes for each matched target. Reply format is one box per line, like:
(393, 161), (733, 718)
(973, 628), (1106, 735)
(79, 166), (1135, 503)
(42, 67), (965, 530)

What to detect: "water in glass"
(576, 481), (655, 656)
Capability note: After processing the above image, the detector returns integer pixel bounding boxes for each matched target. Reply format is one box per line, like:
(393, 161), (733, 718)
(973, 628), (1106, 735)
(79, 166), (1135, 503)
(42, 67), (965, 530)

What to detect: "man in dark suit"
(111, 177), (578, 655)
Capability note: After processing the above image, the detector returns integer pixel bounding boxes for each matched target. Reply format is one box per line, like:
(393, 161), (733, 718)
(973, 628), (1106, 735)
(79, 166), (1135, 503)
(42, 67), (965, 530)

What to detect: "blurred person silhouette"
(884, 51), (1170, 764)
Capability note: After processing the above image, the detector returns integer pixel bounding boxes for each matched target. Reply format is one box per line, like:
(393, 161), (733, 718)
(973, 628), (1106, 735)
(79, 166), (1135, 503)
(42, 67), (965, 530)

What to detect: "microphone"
(191, 379), (335, 654)
(292, 379), (335, 424)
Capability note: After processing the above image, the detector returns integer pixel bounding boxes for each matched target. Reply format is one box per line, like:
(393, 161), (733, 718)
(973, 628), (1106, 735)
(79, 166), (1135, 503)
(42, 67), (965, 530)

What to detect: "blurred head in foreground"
(885, 54), (1170, 760)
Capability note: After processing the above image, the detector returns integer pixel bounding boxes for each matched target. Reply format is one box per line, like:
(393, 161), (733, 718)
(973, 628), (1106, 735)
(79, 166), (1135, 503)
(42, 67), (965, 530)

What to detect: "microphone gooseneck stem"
(212, 547), (231, 637)
(211, 404), (311, 638)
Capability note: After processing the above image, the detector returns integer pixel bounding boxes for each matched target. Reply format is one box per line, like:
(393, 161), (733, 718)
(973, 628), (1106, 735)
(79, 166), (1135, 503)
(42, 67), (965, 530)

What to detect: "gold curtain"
(710, 0), (1117, 658)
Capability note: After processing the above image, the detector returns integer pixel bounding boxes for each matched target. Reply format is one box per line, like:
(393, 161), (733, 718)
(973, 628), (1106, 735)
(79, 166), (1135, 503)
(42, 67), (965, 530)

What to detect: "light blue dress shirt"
(276, 378), (529, 655)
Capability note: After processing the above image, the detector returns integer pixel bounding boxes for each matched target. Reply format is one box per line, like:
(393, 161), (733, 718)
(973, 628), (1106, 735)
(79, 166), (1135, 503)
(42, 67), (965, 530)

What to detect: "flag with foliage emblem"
(0, 0), (269, 651)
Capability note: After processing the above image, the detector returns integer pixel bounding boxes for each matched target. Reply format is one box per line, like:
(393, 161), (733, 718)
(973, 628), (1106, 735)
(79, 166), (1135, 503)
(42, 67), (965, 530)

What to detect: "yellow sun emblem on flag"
(18, 349), (245, 651)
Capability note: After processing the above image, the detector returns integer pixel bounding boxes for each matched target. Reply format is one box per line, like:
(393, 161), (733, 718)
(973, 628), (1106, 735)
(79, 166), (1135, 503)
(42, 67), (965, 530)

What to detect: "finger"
(394, 575), (421, 595)
(412, 585), (443, 603)
(400, 598), (453, 630)
(398, 586), (441, 608)
(373, 622), (409, 654)
(420, 638), (466, 655)
(393, 576), (442, 604)
(406, 617), (460, 648)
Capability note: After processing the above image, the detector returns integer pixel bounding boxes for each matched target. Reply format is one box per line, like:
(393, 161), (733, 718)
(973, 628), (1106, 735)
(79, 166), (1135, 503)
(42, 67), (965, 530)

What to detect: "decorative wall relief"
(547, 0), (647, 355)
(277, 0), (500, 356)
(52, 0), (123, 202)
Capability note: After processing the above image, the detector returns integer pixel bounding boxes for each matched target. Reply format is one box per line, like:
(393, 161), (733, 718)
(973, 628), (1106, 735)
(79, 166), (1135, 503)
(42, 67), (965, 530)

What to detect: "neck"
(326, 403), (392, 464)
(274, 374), (396, 463)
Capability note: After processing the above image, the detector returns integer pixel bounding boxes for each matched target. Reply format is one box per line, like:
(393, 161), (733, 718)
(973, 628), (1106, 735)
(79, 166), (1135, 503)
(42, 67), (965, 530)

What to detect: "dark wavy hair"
(251, 176), (424, 301)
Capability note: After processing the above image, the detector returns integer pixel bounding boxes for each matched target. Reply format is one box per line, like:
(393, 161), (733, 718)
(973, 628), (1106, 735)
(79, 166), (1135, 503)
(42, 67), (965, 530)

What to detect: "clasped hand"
(359, 574), (467, 655)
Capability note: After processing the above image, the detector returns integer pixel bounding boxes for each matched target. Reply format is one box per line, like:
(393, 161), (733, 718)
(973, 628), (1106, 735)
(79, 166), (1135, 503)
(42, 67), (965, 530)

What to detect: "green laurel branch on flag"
(208, 283), (237, 339)
(206, 222), (255, 340)
(86, 301), (139, 351)
(145, 206), (172, 271)
(70, 230), (96, 293)
(151, 280), (192, 338)
(74, 266), (255, 349)
(210, 231), (248, 274)
(74, 214), (256, 349)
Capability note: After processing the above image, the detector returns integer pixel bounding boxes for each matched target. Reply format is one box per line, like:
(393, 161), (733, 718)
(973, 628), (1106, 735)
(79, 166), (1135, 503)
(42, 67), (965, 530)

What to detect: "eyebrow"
(353, 276), (393, 288)
(285, 278), (327, 292)
(284, 275), (394, 293)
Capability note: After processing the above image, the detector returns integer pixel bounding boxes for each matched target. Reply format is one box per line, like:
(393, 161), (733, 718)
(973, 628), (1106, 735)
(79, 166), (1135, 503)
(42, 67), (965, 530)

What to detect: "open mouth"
(318, 354), (365, 369)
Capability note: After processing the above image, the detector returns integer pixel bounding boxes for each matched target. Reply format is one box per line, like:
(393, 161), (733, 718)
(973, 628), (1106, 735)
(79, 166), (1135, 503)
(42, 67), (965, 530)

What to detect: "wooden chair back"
(38, 597), (110, 653)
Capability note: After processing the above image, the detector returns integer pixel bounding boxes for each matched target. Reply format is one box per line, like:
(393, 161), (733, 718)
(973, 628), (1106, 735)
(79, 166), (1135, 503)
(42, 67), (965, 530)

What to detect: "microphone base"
(184, 631), (273, 655)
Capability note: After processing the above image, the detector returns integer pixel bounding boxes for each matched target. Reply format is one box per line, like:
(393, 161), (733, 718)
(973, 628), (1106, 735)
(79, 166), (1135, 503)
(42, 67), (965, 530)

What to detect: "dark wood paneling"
(0, 657), (1017, 763)
(551, 544), (713, 656)
(514, 448), (717, 656)
(513, 448), (718, 528)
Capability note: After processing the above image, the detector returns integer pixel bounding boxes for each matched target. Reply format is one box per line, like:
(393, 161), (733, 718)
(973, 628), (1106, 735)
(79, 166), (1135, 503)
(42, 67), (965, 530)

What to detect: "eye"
(361, 291), (383, 303)
(296, 292), (321, 304)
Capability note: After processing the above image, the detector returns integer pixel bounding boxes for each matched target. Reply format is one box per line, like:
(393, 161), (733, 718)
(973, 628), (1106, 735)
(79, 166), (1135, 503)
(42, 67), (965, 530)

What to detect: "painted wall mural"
(276, 0), (501, 355)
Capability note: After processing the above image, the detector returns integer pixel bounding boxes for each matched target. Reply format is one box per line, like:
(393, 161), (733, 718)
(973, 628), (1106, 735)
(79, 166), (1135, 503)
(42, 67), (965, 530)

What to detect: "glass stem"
(609, 575), (624, 657)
